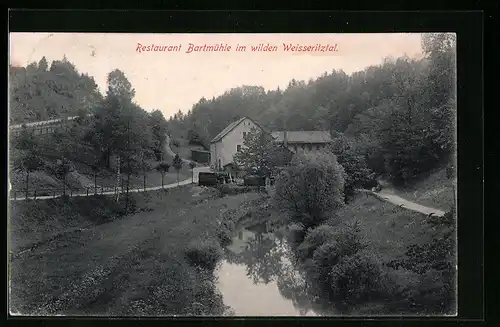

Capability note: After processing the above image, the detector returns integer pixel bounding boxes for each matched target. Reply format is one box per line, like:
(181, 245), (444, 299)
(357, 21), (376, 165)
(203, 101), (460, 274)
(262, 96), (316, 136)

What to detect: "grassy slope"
(332, 193), (433, 262)
(10, 143), (194, 193)
(9, 186), (261, 315)
(169, 138), (206, 161)
(395, 166), (455, 211)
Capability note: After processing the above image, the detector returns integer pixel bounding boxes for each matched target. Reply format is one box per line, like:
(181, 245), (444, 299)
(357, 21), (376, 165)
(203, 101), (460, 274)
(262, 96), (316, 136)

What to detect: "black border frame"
(5, 7), (487, 327)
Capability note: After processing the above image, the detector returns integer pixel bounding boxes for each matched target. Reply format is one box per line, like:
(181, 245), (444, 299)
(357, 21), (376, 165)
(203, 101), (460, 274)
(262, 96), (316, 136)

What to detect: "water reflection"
(216, 223), (326, 316)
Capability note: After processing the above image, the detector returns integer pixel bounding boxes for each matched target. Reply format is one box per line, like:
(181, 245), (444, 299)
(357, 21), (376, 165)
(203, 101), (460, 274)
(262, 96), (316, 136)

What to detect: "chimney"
(283, 131), (288, 147)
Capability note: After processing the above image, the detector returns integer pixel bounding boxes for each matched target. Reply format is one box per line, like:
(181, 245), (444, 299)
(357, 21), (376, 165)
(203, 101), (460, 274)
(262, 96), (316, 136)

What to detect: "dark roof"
(210, 117), (265, 143)
(271, 131), (332, 144)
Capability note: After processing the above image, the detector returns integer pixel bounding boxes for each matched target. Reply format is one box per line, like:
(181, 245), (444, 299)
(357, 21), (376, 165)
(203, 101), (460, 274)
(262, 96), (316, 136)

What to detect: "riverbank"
(215, 190), (455, 316)
(9, 185), (260, 315)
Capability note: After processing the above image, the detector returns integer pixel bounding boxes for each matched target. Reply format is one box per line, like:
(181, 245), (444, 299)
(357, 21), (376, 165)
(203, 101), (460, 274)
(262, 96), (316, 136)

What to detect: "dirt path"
(164, 134), (192, 165)
(10, 165), (210, 201)
(361, 188), (446, 217)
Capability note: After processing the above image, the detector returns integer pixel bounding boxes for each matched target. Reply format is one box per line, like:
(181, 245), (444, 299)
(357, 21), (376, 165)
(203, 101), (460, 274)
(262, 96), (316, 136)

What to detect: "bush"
(311, 242), (342, 284)
(287, 224), (307, 248)
(216, 222), (233, 247)
(331, 220), (366, 257)
(184, 240), (222, 271)
(275, 151), (345, 230)
(296, 225), (337, 261)
(328, 248), (386, 307)
(332, 138), (374, 200)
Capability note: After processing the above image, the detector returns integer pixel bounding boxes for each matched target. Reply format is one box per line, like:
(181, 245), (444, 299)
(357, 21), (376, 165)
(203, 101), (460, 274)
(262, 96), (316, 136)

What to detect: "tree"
(140, 151), (152, 191)
(233, 127), (282, 178)
(91, 164), (99, 195)
(38, 56), (48, 72)
(189, 161), (197, 183)
(275, 151), (345, 230)
(55, 157), (73, 196)
(156, 162), (170, 189)
(330, 133), (374, 200)
(172, 154), (183, 185)
(13, 149), (44, 199)
(150, 109), (168, 155)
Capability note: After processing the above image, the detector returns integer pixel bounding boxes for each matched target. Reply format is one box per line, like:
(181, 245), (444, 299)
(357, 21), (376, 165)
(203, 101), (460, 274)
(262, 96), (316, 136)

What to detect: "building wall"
(210, 118), (261, 170)
(285, 142), (329, 153)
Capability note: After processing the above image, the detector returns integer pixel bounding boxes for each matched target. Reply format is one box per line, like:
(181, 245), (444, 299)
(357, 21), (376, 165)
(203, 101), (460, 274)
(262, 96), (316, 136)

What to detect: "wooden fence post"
(53, 189), (56, 198)
(14, 191), (17, 200)
(34, 190), (37, 200)
(87, 187), (89, 196)
(70, 188), (73, 197)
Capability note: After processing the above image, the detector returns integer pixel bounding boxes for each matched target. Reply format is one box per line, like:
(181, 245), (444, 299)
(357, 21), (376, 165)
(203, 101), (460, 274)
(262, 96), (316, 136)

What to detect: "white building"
(210, 117), (262, 171)
(210, 116), (332, 174)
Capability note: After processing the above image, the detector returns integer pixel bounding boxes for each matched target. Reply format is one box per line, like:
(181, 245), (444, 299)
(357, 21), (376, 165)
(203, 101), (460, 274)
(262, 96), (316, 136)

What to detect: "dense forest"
(9, 33), (455, 192)
(9, 56), (103, 124)
(9, 60), (170, 194)
(167, 33), (456, 186)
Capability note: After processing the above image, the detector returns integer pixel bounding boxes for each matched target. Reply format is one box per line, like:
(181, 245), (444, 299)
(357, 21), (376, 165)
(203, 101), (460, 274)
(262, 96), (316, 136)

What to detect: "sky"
(9, 33), (425, 119)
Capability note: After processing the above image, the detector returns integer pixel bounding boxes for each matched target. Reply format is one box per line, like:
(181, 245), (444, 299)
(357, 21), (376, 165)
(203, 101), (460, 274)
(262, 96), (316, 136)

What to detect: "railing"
(9, 179), (195, 201)
(10, 184), (148, 201)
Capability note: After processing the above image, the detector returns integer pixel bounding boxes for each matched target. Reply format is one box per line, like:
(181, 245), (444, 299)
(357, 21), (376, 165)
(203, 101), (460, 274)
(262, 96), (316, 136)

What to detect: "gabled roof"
(271, 131), (332, 144)
(210, 117), (265, 143)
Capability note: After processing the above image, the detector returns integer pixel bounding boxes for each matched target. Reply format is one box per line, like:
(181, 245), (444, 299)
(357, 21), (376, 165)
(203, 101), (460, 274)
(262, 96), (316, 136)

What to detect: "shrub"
(311, 241), (342, 283)
(328, 248), (386, 307)
(184, 240), (222, 271)
(287, 224), (307, 248)
(331, 220), (366, 257)
(275, 151), (345, 230)
(332, 137), (374, 200)
(216, 222), (233, 247)
(296, 225), (337, 261)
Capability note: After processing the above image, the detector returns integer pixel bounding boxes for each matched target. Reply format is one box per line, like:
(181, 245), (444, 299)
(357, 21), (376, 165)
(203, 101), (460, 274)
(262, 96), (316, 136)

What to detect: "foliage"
(184, 240), (223, 271)
(385, 209), (456, 314)
(172, 154), (184, 184)
(12, 149), (45, 177)
(165, 34), (455, 185)
(10, 56), (102, 124)
(172, 154), (183, 171)
(156, 162), (171, 174)
(296, 225), (337, 261)
(327, 248), (386, 308)
(330, 133), (374, 198)
(233, 127), (284, 177)
(274, 151), (345, 229)
(149, 110), (168, 151)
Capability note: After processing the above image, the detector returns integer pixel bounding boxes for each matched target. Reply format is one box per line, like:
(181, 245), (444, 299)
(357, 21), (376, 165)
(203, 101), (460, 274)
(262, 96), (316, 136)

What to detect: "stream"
(215, 222), (329, 316)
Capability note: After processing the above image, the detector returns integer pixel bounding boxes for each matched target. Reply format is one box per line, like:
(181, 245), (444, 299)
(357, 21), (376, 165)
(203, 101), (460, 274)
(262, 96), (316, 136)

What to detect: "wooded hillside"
(168, 33), (456, 186)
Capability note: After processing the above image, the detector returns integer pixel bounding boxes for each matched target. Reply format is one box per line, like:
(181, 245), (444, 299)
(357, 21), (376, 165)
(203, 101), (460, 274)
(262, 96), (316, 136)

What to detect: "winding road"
(359, 189), (446, 217)
(9, 166), (211, 201)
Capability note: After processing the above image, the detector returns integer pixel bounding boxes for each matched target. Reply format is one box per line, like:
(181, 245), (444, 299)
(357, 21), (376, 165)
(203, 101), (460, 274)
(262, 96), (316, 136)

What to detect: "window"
(237, 144), (241, 152)
(243, 132), (247, 138)
(294, 145), (297, 152)
(316, 145), (321, 150)
(308, 144), (313, 151)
